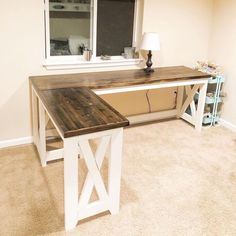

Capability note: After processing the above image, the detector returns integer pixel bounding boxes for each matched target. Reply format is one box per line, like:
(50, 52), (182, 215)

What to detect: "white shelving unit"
(187, 75), (225, 126)
(200, 76), (225, 126)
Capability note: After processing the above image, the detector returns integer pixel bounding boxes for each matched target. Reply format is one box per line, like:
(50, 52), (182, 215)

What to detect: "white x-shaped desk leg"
(177, 81), (208, 131)
(63, 128), (123, 231)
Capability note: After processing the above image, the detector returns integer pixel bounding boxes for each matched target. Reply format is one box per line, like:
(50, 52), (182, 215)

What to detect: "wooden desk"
(32, 86), (128, 230)
(30, 66), (210, 230)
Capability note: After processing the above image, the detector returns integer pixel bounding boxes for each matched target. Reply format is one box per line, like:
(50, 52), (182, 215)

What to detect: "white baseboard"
(0, 136), (33, 149)
(220, 119), (236, 132)
(0, 119), (235, 149)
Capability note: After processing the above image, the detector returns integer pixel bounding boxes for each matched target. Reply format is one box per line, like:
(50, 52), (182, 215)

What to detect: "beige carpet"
(1, 120), (236, 236)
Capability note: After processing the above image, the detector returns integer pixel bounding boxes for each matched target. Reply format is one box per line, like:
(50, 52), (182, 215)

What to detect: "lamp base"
(144, 50), (154, 74)
(144, 67), (154, 74)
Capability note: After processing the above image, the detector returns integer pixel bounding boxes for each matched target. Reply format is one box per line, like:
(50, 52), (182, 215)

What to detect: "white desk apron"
(95, 78), (208, 131)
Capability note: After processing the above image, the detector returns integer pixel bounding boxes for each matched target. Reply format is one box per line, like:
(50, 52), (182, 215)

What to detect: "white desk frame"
(95, 78), (208, 131)
(32, 87), (124, 231)
(31, 77), (208, 231)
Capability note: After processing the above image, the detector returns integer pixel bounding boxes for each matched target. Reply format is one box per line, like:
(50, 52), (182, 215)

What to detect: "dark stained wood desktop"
(31, 66), (210, 91)
(40, 87), (129, 138)
(31, 66), (210, 138)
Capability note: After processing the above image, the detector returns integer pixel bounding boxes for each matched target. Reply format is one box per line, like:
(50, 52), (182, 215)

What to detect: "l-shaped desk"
(30, 66), (210, 230)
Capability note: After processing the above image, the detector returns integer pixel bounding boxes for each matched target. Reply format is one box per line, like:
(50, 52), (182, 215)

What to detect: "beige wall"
(209, 0), (236, 125)
(142, 0), (213, 67)
(0, 0), (213, 142)
(0, 0), (45, 141)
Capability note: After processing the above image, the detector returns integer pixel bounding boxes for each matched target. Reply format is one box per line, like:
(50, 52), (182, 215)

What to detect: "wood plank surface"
(39, 87), (129, 138)
(30, 66), (210, 91)
(30, 66), (210, 138)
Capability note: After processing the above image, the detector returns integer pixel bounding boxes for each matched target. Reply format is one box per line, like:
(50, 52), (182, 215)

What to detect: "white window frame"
(44, 0), (142, 70)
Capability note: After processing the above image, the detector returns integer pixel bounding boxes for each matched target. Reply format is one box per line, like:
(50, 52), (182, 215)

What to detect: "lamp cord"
(146, 90), (152, 113)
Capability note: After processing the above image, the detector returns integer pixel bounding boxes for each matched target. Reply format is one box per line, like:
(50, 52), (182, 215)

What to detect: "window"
(44, 0), (142, 68)
(96, 0), (135, 56)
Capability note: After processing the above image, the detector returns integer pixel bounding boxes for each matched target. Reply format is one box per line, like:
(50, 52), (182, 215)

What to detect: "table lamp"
(140, 32), (160, 74)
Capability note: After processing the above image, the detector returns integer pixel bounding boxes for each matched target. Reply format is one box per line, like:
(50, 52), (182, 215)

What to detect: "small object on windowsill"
(124, 47), (136, 59)
(101, 55), (111, 60)
(83, 49), (92, 61)
(79, 43), (85, 55)
(122, 51), (139, 59)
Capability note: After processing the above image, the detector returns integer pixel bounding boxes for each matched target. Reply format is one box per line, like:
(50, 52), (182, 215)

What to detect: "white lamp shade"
(140, 32), (160, 51)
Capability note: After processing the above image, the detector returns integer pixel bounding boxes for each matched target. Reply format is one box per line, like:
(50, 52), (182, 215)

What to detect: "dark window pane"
(97, 0), (135, 56)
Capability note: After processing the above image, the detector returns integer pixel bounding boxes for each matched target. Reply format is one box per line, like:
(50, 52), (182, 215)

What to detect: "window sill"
(43, 57), (143, 70)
